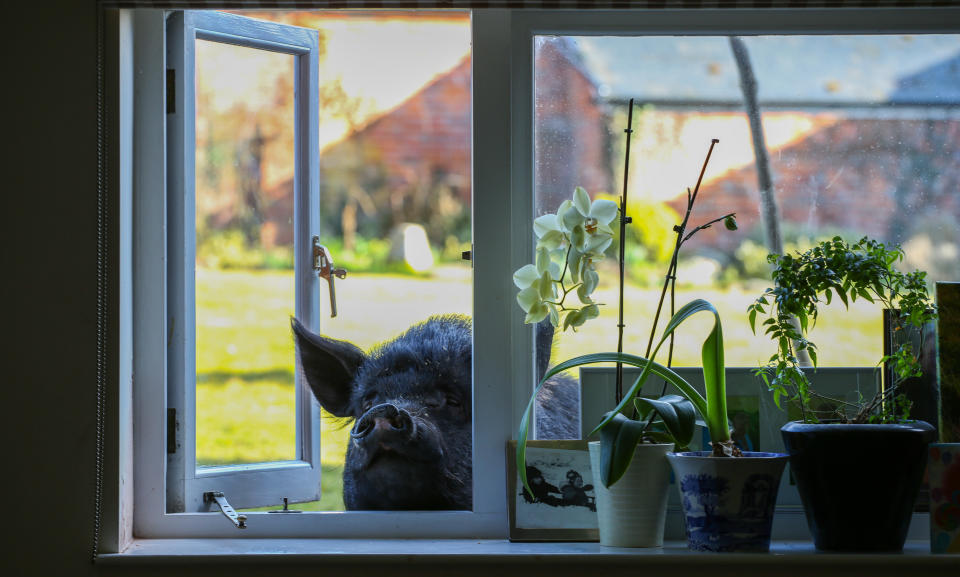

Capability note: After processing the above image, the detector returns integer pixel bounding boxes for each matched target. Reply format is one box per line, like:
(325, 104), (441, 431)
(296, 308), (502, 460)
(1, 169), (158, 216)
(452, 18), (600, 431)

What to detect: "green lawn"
(550, 272), (883, 370)
(195, 265), (883, 511)
(196, 265), (472, 511)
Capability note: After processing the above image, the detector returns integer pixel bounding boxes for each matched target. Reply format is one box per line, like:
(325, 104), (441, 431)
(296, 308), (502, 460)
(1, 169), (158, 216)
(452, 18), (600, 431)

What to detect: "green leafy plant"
(747, 236), (937, 424)
(514, 140), (741, 493)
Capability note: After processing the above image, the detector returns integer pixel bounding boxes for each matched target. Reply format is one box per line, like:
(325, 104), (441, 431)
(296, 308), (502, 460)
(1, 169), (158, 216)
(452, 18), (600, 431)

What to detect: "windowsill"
(98, 539), (956, 573)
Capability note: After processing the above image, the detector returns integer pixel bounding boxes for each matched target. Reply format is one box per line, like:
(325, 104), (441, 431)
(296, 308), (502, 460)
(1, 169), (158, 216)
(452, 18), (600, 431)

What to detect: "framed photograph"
(506, 440), (599, 542)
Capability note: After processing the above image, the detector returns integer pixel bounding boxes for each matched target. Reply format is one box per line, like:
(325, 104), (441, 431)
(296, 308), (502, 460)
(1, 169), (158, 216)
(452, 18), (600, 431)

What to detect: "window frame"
(122, 4), (960, 544)
(131, 7), (509, 539)
(505, 5), (960, 541)
(506, 6), (960, 436)
(164, 8), (323, 514)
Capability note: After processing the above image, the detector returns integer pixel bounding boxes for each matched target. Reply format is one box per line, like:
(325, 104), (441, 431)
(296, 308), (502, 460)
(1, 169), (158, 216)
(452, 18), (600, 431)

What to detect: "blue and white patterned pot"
(667, 451), (789, 552)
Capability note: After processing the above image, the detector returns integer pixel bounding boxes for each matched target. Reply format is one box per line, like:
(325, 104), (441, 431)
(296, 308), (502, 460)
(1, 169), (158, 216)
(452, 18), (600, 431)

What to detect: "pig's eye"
(446, 396), (462, 408)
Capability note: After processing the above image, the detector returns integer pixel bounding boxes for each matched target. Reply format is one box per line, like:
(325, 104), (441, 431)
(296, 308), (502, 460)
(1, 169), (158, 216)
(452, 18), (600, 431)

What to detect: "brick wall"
(535, 39), (614, 213)
(668, 115), (960, 257)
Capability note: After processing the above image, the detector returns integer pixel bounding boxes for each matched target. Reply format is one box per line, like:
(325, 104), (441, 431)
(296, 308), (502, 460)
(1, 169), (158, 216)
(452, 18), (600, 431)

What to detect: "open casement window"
(165, 10), (322, 514)
(132, 8), (502, 539)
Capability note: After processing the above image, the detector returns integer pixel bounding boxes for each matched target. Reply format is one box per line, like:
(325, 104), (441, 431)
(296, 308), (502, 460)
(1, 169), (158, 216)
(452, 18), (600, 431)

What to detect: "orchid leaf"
(598, 413), (648, 487)
(600, 395), (696, 487)
(592, 299), (728, 444)
(635, 395), (696, 449)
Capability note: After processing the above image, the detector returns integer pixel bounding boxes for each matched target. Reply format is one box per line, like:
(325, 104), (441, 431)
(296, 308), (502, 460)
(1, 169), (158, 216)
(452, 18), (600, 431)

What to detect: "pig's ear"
(291, 317), (366, 418)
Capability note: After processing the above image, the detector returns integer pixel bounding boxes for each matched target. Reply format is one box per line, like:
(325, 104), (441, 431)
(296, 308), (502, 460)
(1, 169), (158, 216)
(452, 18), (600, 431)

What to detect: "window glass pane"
(195, 40), (297, 466)
(236, 11), (472, 511)
(534, 35), (959, 375)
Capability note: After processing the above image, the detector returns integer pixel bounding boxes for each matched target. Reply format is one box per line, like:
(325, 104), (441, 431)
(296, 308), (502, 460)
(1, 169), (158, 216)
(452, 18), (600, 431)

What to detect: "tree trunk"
(729, 36), (783, 256)
(730, 37), (811, 365)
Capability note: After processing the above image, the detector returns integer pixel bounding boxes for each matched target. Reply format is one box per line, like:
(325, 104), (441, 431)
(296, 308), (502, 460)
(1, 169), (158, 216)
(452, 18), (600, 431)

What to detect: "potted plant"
(748, 235), (938, 552)
(514, 137), (788, 551)
(513, 183), (692, 548)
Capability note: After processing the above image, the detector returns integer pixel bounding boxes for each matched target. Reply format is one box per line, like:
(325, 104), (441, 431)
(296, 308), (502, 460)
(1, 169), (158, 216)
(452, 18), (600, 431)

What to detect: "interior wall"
(10, 1), (101, 576)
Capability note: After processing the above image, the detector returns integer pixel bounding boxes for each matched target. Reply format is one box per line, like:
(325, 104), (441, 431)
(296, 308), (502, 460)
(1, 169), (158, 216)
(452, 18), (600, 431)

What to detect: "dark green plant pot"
(780, 420), (936, 552)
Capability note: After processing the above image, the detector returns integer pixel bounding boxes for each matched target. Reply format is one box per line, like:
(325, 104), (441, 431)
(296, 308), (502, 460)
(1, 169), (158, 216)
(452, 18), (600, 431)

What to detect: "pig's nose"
(351, 403), (411, 440)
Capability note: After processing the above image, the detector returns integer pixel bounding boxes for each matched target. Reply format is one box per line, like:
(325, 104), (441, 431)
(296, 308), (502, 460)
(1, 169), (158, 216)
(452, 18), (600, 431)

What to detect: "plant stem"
(616, 99), (635, 404)
(681, 213), (737, 244)
(649, 140), (719, 398)
(808, 391), (861, 409)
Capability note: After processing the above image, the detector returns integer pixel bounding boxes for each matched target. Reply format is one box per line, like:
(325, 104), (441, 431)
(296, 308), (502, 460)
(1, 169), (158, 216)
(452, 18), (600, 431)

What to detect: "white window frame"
(506, 6), (960, 428)
(131, 7), (510, 539)
(504, 6), (960, 541)
(164, 9), (323, 515)
(123, 4), (960, 543)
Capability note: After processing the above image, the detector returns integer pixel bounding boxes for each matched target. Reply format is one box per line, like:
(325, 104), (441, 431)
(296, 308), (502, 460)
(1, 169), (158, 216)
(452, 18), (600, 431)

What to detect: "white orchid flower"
(513, 186), (619, 330)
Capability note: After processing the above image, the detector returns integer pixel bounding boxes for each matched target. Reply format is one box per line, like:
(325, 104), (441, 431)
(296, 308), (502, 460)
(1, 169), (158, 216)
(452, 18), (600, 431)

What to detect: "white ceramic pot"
(588, 441), (673, 547)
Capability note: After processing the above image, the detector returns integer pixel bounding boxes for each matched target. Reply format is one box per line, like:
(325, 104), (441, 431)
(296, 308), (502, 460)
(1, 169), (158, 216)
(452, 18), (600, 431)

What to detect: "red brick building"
(668, 116), (960, 261)
(534, 38), (613, 213)
(314, 38), (613, 247)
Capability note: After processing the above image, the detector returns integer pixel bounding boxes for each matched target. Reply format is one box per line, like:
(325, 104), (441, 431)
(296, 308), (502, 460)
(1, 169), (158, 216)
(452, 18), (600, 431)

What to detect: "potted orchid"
(514, 141), (788, 552)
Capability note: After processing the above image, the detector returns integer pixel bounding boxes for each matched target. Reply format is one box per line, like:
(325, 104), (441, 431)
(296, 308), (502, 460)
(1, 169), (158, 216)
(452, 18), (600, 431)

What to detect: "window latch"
(203, 491), (247, 529)
(312, 236), (347, 318)
(267, 497), (302, 514)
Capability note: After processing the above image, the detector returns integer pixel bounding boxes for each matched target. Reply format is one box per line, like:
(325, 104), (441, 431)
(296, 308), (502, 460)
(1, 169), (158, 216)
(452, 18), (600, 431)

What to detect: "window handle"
(203, 491), (247, 529)
(313, 236), (347, 318)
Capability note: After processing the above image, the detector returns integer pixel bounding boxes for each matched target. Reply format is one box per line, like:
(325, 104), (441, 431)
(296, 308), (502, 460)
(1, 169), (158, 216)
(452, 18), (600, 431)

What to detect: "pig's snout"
(351, 403), (413, 441)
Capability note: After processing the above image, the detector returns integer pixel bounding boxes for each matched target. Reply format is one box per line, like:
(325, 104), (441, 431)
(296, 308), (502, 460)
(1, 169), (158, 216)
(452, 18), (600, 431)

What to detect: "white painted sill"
(97, 539), (958, 574)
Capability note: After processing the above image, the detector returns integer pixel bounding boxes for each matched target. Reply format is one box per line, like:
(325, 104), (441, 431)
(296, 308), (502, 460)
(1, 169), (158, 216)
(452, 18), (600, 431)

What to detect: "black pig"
(291, 314), (577, 510)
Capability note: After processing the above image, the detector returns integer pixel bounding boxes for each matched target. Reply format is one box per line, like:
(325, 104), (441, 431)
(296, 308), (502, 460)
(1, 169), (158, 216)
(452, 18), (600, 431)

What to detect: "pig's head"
(291, 315), (472, 510)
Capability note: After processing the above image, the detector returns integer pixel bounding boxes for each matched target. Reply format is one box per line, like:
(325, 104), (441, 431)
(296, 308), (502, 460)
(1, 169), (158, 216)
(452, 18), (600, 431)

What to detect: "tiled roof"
(578, 35), (960, 106)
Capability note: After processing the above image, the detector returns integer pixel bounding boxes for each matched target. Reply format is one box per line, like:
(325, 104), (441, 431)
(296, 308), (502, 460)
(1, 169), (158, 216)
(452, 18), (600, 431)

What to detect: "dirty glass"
(534, 34), (960, 370)
(533, 34), (960, 455)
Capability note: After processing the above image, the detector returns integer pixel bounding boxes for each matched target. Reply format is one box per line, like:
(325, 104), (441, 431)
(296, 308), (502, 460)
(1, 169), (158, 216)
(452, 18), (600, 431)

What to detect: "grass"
(196, 265), (472, 510)
(550, 268), (883, 370)
(196, 264), (883, 511)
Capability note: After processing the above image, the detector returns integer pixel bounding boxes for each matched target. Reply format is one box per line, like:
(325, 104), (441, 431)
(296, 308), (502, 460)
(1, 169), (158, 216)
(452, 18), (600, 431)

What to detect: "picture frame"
(578, 366), (879, 509)
(506, 440), (599, 542)
(936, 282), (960, 444)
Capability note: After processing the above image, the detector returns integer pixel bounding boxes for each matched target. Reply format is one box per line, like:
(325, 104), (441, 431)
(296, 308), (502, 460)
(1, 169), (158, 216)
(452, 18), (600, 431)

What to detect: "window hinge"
(166, 69), (175, 114)
(204, 491), (247, 529)
(166, 408), (177, 454)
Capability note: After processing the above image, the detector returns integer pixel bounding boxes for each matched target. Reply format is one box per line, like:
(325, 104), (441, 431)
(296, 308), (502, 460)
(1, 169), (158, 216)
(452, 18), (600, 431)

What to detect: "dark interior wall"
(10, 1), (101, 576)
